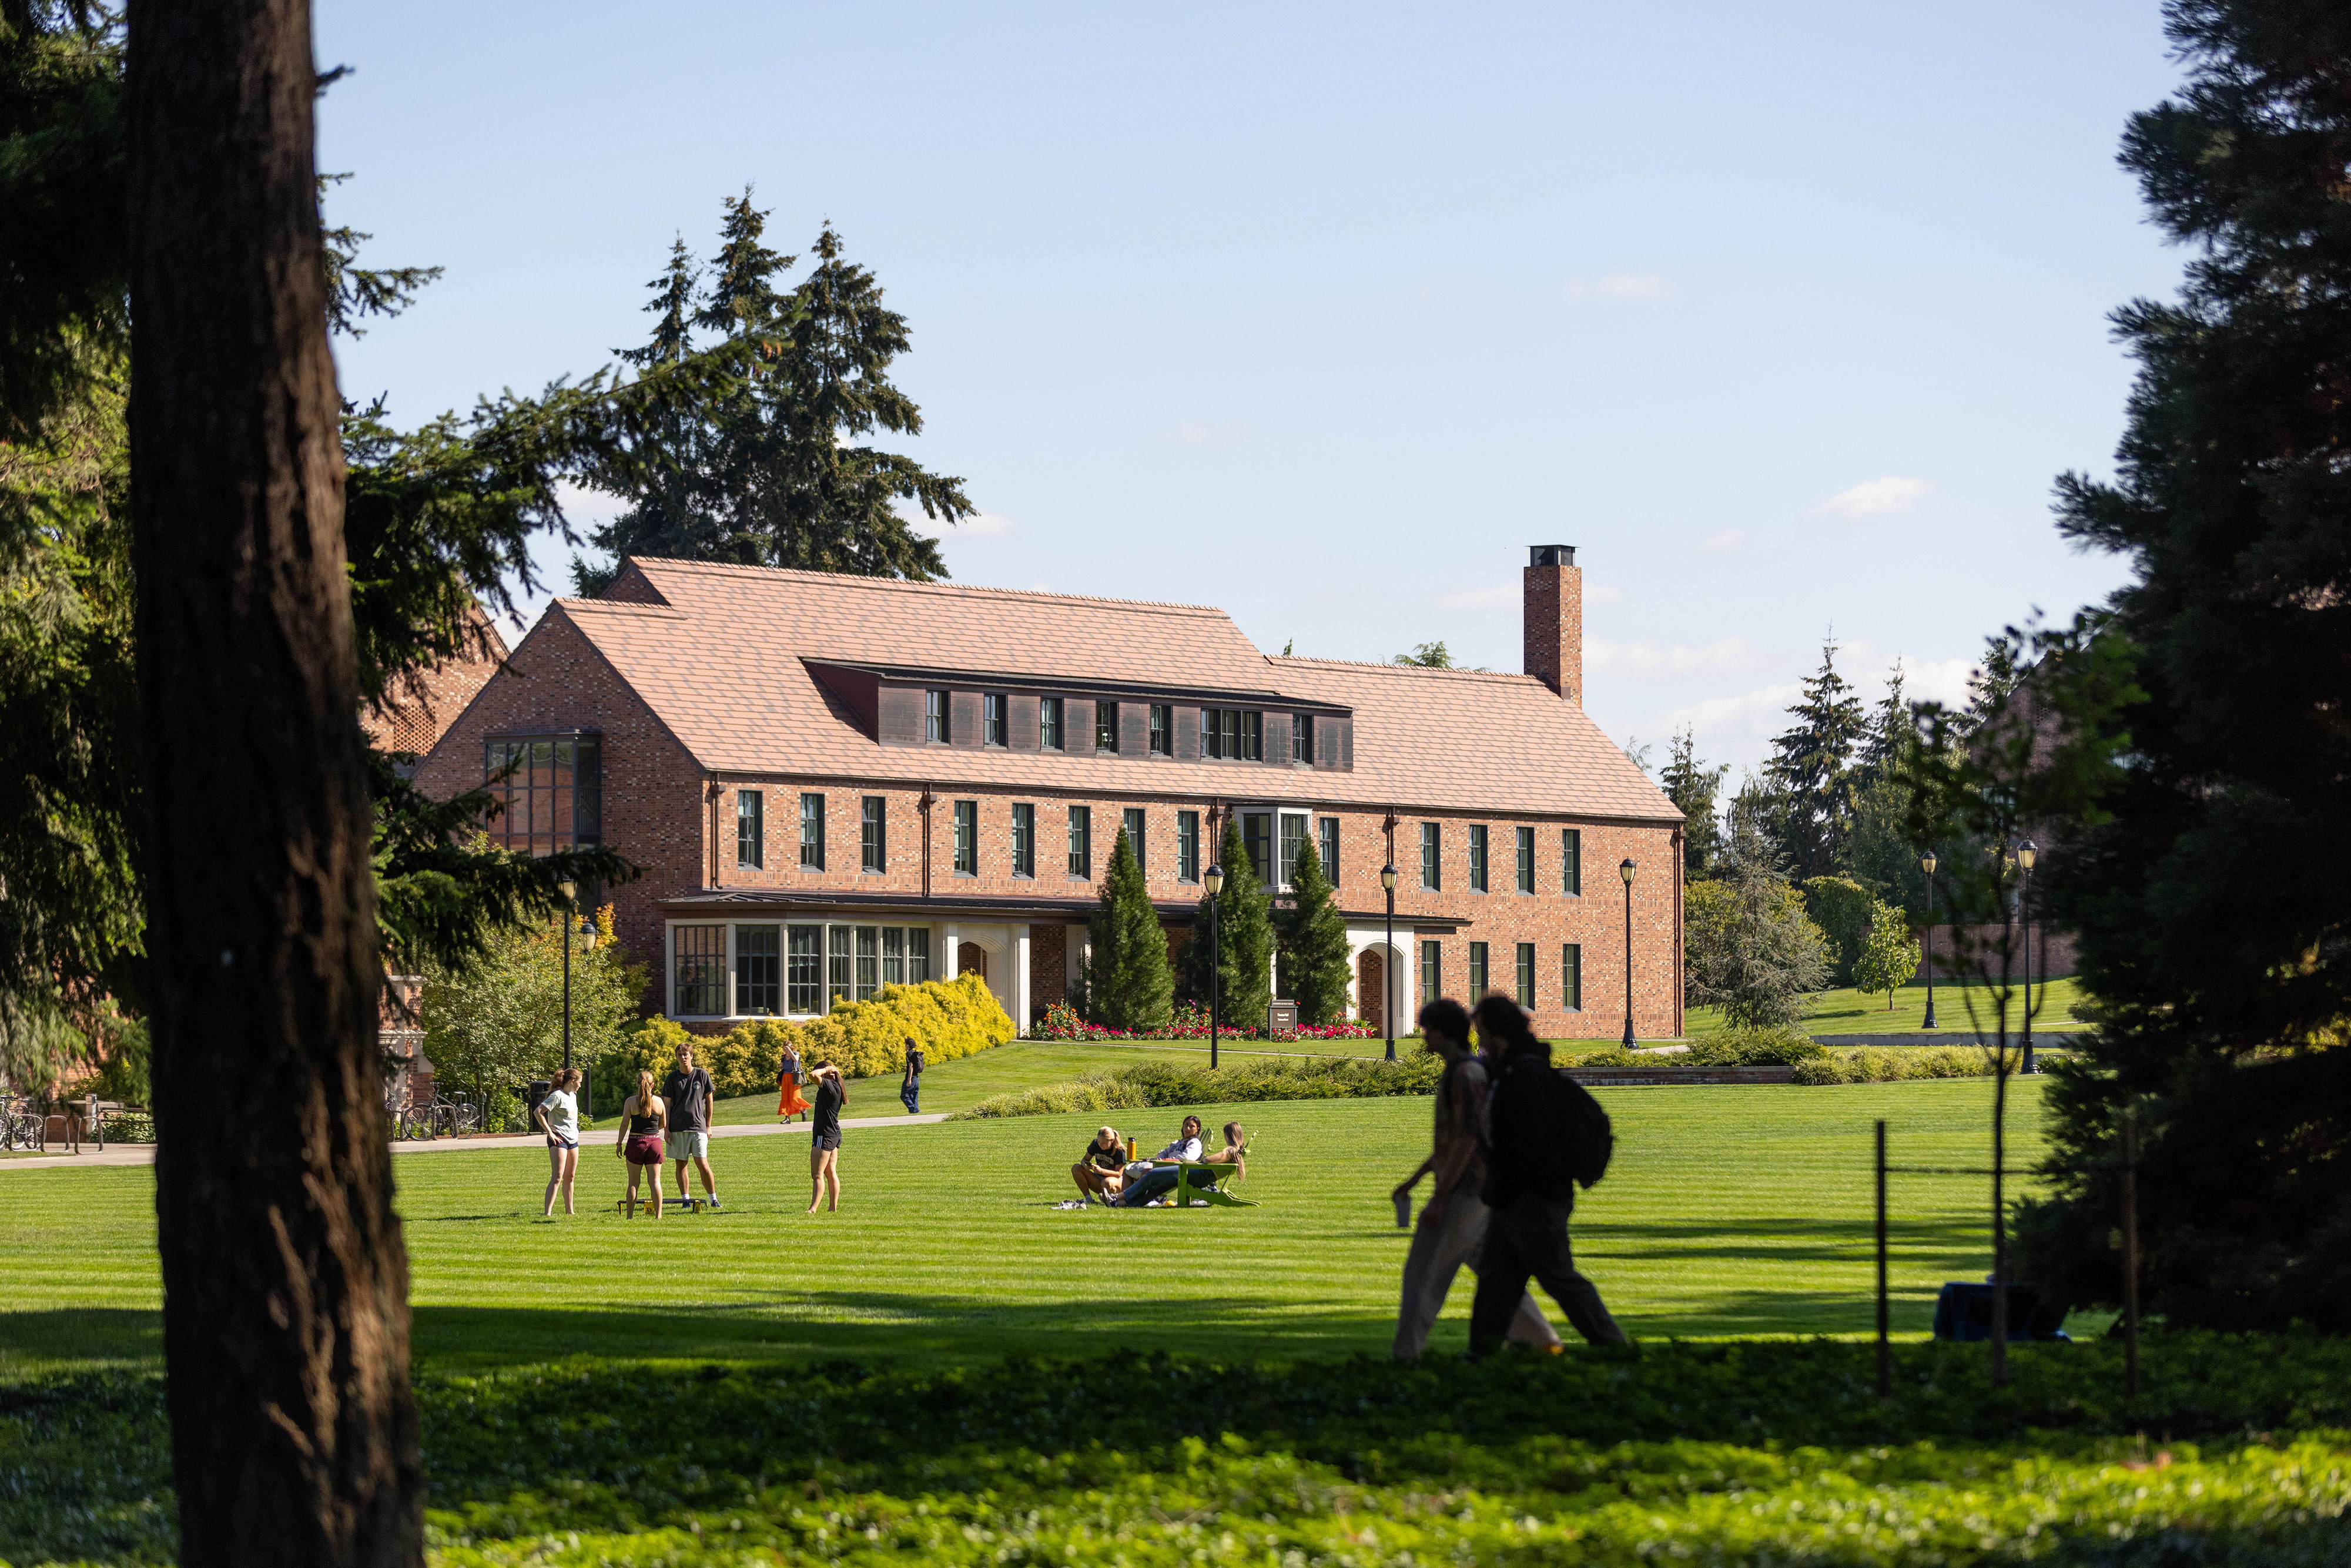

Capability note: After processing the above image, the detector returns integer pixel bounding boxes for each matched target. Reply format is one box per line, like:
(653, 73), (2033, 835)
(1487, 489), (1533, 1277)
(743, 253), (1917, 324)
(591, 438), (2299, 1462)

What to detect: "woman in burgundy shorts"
(615, 1068), (669, 1218)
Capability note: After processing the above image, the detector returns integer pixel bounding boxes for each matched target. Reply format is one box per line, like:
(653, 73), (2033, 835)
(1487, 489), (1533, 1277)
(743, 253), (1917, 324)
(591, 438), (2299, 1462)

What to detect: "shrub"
(955, 1052), (1443, 1119)
(1791, 1044), (1997, 1085)
(1683, 1026), (1824, 1066)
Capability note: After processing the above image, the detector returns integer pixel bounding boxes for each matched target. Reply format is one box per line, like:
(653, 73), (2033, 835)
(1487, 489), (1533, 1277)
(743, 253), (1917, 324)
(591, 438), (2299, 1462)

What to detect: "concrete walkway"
(0, 1111), (949, 1174)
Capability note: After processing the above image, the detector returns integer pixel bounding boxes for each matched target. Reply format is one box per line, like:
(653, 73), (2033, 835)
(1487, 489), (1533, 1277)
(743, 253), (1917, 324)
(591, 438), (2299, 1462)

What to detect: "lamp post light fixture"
(557, 879), (578, 1071)
(1379, 862), (1399, 1062)
(1619, 857), (1638, 1049)
(1203, 862), (1225, 1070)
(1919, 850), (1938, 1030)
(2016, 838), (2038, 1075)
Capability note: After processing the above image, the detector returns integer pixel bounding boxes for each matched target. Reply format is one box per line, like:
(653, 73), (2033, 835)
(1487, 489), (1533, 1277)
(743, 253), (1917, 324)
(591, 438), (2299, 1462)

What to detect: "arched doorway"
(1357, 949), (1385, 1034)
(958, 943), (987, 983)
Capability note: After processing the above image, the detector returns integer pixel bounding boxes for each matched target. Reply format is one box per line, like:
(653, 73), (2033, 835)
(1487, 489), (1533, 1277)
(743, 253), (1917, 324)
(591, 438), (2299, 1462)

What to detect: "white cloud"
(1704, 530), (1743, 552)
(1171, 418), (1255, 446)
(1900, 656), (1978, 709)
(1813, 476), (1931, 520)
(1589, 637), (1755, 676)
(957, 511), (1015, 538)
(1588, 583), (1626, 602)
(1667, 681), (1805, 736)
(1436, 585), (1518, 610)
(1565, 273), (1672, 300)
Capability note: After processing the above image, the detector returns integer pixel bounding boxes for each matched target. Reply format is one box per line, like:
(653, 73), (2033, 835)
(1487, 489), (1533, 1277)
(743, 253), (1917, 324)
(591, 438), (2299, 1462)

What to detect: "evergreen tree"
(1275, 839), (1353, 1025)
(1859, 658), (1909, 782)
(1657, 726), (1729, 879)
(1763, 636), (1867, 881)
(1086, 829), (1173, 1033)
(1174, 819), (1273, 1031)
(1683, 815), (1831, 1030)
(2013, 0), (2351, 1332)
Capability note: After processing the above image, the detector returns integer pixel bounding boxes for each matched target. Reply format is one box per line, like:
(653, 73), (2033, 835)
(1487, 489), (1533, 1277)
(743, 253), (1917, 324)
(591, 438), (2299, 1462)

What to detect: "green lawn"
(1690, 974), (2092, 1038)
(0, 1078), (2062, 1378)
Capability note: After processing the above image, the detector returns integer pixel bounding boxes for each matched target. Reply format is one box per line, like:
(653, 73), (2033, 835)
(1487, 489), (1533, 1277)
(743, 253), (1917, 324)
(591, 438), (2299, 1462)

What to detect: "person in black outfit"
(899, 1036), (925, 1115)
(1466, 996), (1627, 1353)
(806, 1061), (846, 1214)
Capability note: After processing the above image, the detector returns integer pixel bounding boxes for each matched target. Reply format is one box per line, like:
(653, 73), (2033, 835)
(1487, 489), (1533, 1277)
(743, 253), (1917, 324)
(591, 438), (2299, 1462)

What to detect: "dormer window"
(1040, 696), (1064, 751)
(1201, 708), (1262, 761)
(1291, 714), (1313, 763)
(1149, 704), (1172, 755)
(925, 689), (949, 743)
(1096, 701), (1120, 752)
(983, 692), (1007, 747)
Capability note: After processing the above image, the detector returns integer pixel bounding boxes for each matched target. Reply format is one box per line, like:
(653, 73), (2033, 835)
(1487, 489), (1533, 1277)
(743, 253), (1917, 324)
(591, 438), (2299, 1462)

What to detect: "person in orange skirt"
(776, 1040), (811, 1122)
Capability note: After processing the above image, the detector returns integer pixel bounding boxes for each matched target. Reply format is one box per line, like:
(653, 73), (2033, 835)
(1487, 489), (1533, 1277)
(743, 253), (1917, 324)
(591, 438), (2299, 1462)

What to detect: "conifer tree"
(1764, 637), (1867, 881)
(1276, 839), (1353, 1025)
(1174, 818), (1273, 1030)
(1086, 829), (1173, 1033)
(1657, 726), (1729, 879)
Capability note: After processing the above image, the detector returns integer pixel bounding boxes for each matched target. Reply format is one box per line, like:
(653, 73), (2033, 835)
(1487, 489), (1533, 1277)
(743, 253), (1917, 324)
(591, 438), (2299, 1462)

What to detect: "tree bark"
(125, 2), (423, 1563)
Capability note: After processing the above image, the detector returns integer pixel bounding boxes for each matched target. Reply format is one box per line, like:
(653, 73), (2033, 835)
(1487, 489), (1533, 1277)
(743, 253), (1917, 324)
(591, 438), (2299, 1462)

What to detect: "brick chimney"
(1523, 545), (1582, 703)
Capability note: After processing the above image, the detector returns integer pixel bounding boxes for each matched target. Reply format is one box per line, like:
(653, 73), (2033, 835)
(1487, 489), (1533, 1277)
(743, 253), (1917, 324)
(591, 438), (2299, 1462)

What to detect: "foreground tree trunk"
(125, 2), (423, 1563)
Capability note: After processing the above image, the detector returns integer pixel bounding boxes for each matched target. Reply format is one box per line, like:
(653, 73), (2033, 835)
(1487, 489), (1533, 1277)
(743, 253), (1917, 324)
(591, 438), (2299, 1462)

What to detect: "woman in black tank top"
(614, 1068), (668, 1218)
(806, 1062), (845, 1214)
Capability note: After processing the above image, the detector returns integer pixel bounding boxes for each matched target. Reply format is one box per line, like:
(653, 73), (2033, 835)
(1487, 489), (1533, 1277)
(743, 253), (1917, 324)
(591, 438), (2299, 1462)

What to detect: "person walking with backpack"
(899, 1037), (925, 1115)
(1468, 996), (1628, 1353)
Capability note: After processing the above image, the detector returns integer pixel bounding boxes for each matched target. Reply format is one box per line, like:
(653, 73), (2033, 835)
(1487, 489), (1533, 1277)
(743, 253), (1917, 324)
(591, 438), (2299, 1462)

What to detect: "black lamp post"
(1919, 850), (1938, 1030)
(558, 878), (577, 1071)
(1619, 857), (1637, 1048)
(1203, 861), (1225, 1070)
(1380, 862), (1398, 1061)
(2017, 837), (2038, 1074)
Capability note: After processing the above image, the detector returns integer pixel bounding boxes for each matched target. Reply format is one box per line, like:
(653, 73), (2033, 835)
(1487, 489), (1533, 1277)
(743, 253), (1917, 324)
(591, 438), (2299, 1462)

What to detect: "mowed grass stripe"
(0, 1079), (2052, 1375)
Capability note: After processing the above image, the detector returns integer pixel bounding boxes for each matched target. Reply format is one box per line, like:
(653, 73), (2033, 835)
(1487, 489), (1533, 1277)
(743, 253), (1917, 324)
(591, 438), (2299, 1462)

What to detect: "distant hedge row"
(953, 1054), (1443, 1120)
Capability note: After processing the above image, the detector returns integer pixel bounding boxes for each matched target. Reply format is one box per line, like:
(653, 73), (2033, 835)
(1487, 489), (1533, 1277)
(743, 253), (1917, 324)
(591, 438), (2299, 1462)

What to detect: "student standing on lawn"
(534, 1067), (584, 1218)
(1390, 1000), (1559, 1358)
(899, 1036), (925, 1114)
(662, 1041), (721, 1212)
(1467, 996), (1627, 1352)
(806, 1061), (846, 1213)
(615, 1068), (669, 1218)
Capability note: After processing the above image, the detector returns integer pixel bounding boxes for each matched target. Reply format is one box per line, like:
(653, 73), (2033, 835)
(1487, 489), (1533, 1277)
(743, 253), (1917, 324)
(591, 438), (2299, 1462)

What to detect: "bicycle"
(0, 1095), (44, 1154)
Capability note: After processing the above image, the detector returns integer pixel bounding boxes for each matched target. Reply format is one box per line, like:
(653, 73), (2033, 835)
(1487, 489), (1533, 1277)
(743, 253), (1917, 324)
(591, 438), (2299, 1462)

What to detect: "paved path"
(0, 1112), (949, 1174)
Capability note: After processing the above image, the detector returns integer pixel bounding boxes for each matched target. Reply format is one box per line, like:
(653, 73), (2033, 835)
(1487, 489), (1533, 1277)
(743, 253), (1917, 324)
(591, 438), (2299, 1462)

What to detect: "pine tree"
(1086, 829), (1173, 1033)
(1684, 816), (1831, 1030)
(1764, 637), (1868, 882)
(1859, 658), (1909, 782)
(1657, 726), (1729, 879)
(1276, 839), (1353, 1026)
(1174, 819), (1273, 1031)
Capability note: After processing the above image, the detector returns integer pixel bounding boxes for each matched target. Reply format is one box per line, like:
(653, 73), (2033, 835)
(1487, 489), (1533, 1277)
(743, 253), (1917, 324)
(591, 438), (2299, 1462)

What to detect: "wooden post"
(2121, 1111), (2139, 1402)
(1875, 1118), (1890, 1398)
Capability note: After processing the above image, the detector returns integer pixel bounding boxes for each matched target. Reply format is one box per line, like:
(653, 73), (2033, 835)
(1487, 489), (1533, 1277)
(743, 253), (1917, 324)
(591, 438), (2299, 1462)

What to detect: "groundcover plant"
(2, 1336), (2346, 1565)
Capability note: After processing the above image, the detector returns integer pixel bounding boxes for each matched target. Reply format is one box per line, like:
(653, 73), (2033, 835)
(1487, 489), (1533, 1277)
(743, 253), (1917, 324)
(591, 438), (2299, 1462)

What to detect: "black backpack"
(1549, 1067), (1614, 1190)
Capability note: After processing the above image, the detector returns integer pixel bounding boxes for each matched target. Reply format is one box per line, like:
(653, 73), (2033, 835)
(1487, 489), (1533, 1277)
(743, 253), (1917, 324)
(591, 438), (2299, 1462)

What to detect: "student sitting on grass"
(1117, 1121), (1244, 1206)
(1071, 1126), (1128, 1203)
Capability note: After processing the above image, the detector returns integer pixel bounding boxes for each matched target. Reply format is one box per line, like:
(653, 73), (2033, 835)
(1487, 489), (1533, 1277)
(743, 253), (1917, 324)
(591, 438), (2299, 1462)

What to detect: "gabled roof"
(535, 557), (1677, 823)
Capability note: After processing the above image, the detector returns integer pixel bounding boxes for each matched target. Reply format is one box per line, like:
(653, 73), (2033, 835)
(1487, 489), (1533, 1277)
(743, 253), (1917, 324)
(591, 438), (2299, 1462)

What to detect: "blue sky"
(315, 0), (2188, 773)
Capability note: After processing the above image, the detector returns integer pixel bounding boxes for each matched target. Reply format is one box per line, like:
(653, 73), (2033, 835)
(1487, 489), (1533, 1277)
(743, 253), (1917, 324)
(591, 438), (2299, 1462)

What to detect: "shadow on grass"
(0, 1307), (161, 1376)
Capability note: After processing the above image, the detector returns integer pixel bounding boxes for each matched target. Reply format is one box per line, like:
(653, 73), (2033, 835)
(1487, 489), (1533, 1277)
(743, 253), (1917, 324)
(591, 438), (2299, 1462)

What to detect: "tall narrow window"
(1067, 805), (1092, 878)
(1515, 942), (1536, 1008)
(1040, 696), (1064, 751)
(1123, 807), (1147, 872)
(1241, 711), (1263, 760)
(1279, 812), (1308, 886)
(925, 689), (949, 743)
(484, 735), (602, 855)
(1318, 816), (1339, 886)
(1177, 809), (1200, 882)
(1515, 825), (1535, 893)
(674, 925), (725, 1016)
(1419, 940), (1441, 1007)
(860, 796), (886, 872)
(855, 926), (879, 1001)
(1468, 825), (1489, 892)
(983, 692), (1007, 746)
(736, 790), (763, 869)
(1242, 812), (1272, 884)
(953, 800), (977, 875)
(906, 927), (932, 983)
(1199, 708), (1220, 759)
(1419, 822), (1440, 890)
(1291, 713), (1313, 763)
(1096, 701), (1120, 752)
(799, 793), (825, 870)
(1149, 704), (1171, 755)
(882, 927), (905, 987)
(786, 924), (822, 1013)
(1562, 828), (1582, 895)
(736, 924), (779, 1013)
(1468, 941), (1489, 999)
(1562, 943), (1583, 1010)
(827, 925), (852, 1007)
(1011, 803), (1036, 877)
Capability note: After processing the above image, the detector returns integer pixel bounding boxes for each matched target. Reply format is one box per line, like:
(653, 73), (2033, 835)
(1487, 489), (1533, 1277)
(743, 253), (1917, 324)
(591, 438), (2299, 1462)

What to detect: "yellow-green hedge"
(591, 973), (1014, 1112)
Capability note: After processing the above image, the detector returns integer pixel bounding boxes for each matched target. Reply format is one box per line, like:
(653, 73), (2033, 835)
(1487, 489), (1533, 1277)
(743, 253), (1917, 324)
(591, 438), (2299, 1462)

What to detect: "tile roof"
(545, 558), (1679, 824)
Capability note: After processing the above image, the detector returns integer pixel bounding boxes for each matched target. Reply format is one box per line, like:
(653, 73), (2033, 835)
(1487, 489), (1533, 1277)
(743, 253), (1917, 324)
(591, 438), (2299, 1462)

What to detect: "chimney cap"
(1529, 545), (1576, 567)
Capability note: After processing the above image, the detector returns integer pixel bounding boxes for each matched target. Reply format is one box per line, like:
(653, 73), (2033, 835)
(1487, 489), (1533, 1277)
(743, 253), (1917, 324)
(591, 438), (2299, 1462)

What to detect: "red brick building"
(362, 604), (511, 759)
(411, 547), (1685, 1038)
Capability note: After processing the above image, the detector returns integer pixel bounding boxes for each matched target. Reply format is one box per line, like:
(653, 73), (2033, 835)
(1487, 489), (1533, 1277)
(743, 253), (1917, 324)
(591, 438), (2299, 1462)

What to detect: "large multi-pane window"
(1011, 803), (1036, 877)
(827, 926), (853, 1008)
(1468, 825), (1489, 892)
(1515, 826), (1535, 893)
(882, 928), (906, 987)
(799, 793), (825, 870)
(1419, 940), (1441, 1008)
(788, 926), (823, 1013)
(674, 925), (725, 1015)
(906, 928), (931, 983)
(1291, 714), (1313, 763)
(1096, 701), (1120, 752)
(1040, 696), (1064, 751)
(1279, 813), (1308, 885)
(1067, 805), (1093, 878)
(983, 693), (1007, 747)
(1123, 808), (1147, 872)
(1562, 943), (1583, 1010)
(1176, 810), (1200, 882)
(1562, 828), (1582, 895)
(1419, 822), (1440, 890)
(736, 790), (763, 869)
(1149, 705), (1172, 755)
(736, 924), (779, 1013)
(1318, 816), (1340, 886)
(953, 800), (977, 875)
(1200, 709), (1262, 760)
(484, 736), (601, 855)
(1515, 942), (1536, 1009)
(925, 689), (949, 743)
(860, 796), (886, 872)
(779, 923), (929, 1014)
(1242, 812), (1272, 884)
(1468, 941), (1489, 999)
(855, 927), (880, 1000)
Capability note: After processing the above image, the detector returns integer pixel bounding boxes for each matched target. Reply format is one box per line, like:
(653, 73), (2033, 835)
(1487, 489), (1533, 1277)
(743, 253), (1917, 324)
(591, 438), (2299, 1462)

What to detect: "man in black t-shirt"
(661, 1041), (721, 1211)
(900, 1036), (926, 1115)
